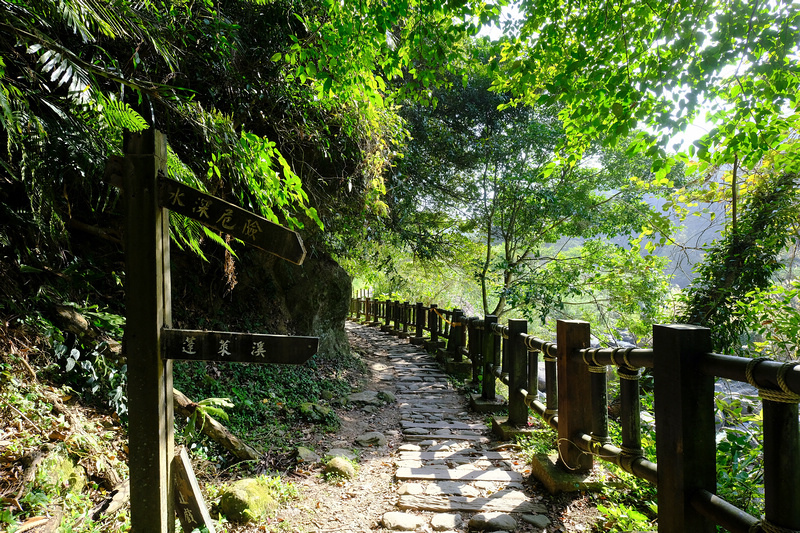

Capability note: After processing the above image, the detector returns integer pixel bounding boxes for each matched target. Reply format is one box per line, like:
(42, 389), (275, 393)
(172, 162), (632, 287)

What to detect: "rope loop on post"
(582, 347), (606, 373)
(541, 342), (557, 362)
(523, 335), (538, 352)
(745, 358), (800, 404)
(614, 347), (642, 380)
(619, 445), (644, 472)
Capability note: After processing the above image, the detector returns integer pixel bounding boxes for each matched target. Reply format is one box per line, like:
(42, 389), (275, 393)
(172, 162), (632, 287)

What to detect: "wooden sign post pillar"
(123, 130), (175, 531)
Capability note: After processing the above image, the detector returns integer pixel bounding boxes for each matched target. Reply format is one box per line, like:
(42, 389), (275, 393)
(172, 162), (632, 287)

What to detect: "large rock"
(325, 448), (357, 461)
(325, 456), (357, 480)
(171, 245), (352, 360)
(299, 402), (332, 422)
(37, 446), (86, 494)
(356, 432), (387, 447)
(219, 478), (277, 522)
(468, 512), (517, 531)
(348, 391), (381, 405)
(522, 514), (552, 528)
(378, 390), (397, 403)
(382, 511), (426, 531)
(432, 513), (462, 531)
(296, 446), (320, 464)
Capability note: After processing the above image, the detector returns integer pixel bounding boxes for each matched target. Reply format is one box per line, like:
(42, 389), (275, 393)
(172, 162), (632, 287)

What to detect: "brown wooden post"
(429, 304), (439, 346)
(393, 300), (400, 332)
(543, 344), (558, 423)
(587, 349), (611, 448)
(384, 299), (392, 327)
(500, 325), (509, 376)
(618, 361), (643, 461)
(556, 320), (592, 472)
(653, 324), (715, 533)
(482, 316), (498, 401)
(451, 309), (464, 361)
(124, 130), (174, 532)
(402, 301), (410, 335)
(762, 377), (800, 530)
(469, 318), (481, 384)
(528, 349), (538, 402)
(507, 319), (528, 426)
(364, 296), (372, 323)
(415, 302), (424, 338)
(173, 447), (215, 532)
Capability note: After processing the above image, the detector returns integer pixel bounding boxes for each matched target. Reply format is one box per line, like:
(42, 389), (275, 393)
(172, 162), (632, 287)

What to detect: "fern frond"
(100, 96), (149, 132)
(28, 43), (93, 104)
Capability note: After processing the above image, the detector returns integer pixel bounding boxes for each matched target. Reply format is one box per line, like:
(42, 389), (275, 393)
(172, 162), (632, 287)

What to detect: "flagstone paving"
(347, 321), (552, 532)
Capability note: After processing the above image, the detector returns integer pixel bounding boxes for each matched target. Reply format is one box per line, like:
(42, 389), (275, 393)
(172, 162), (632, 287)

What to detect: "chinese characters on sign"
(157, 176), (305, 265)
(162, 329), (316, 365)
(166, 185), (261, 238)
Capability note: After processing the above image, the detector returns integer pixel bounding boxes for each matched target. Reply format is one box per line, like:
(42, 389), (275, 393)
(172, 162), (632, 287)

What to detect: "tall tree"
(493, 1), (800, 346)
(392, 43), (671, 324)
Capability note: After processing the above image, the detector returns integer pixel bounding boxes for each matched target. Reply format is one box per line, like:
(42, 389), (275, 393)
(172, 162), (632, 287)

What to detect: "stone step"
(401, 421), (486, 430)
(402, 434), (490, 443)
(397, 493), (546, 514)
(396, 467), (523, 482)
(398, 451), (510, 461)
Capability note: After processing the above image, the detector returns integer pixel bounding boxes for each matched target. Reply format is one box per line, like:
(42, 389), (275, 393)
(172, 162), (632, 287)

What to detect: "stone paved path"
(347, 321), (552, 532)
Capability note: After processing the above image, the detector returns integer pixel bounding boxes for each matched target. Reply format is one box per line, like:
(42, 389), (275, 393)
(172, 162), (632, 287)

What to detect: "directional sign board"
(157, 176), (307, 265)
(162, 329), (318, 364)
(123, 130), (320, 532)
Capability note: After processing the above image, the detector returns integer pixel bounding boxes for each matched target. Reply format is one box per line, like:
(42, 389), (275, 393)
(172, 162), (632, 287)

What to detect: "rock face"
(171, 245), (352, 358)
(274, 250), (351, 356)
(219, 478), (277, 522)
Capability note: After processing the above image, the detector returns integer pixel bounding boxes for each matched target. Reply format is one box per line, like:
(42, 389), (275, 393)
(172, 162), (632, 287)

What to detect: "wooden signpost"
(123, 130), (318, 532)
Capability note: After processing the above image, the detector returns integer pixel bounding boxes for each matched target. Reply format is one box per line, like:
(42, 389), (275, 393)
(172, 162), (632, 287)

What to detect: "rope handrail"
(431, 306), (464, 327)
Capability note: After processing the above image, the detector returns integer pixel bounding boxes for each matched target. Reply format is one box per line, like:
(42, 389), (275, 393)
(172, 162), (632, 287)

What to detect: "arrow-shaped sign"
(161, 328), (318, 365)
(157, 176), (307, 265)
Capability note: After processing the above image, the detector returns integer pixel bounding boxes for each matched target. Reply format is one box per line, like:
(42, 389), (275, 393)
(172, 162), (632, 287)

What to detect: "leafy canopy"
(496, 1), (800, 174)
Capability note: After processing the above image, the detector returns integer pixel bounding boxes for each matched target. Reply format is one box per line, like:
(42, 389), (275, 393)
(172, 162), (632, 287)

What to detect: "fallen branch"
(173, 388), (261, 462)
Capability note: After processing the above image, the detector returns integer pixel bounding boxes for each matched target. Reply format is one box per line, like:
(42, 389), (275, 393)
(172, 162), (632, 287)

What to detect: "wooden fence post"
(556, 320), (592, 472)
(451, 309), (464, 361)
(763, 393), (800, 530)
(482, 316), (498, 401)
(587, 349), (610, 448)
(654, 324), (715, 533)
(507, 319), (528, 427)
(429, 304), (439, 348)
(466, 318), (479, 384)
(415, 302), (424, 338)
(124, 130), (174, 532)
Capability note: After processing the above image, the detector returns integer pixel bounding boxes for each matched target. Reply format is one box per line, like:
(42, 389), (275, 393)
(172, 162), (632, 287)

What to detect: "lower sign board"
(173, 446), (215, 533)
(162, 328), (318, 364)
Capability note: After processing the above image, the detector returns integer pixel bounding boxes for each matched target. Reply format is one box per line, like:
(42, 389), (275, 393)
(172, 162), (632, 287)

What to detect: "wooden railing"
(349, 294), (800, 533)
